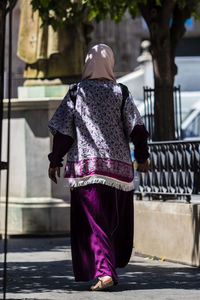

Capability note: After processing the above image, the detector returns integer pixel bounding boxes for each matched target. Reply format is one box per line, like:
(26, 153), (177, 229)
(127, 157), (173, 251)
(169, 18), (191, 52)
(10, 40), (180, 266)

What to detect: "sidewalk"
(1, 237), (200, 300)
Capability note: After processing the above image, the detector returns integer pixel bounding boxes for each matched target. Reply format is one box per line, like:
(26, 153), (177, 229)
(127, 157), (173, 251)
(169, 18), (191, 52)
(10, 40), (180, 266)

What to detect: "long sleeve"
(130, 124), (149, 163)
(48, 132), (74, 168)
(120, 86), (150, 163)
(48, 89), (76, 168)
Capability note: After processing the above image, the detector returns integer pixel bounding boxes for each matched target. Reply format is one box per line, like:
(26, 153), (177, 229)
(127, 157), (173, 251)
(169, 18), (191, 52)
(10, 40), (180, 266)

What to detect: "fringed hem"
(66, 174), (134, 192)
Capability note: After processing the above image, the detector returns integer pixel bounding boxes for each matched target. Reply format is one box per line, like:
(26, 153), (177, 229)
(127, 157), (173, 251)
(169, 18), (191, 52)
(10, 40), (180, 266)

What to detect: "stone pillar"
(0, 98), (70, 235)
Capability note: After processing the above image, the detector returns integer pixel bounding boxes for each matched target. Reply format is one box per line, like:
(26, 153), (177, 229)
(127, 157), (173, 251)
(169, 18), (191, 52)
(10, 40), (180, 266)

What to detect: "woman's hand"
(134, 159), (150, 173)
(48, 167), (60, 183)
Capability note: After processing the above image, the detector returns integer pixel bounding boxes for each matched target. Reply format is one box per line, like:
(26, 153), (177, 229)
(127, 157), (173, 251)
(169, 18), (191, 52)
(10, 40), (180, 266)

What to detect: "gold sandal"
(90, 277), (114, 291)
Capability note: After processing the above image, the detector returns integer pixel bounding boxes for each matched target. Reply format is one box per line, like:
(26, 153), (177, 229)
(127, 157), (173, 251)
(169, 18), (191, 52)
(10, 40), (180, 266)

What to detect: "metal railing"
(134, 140), (200, 202)
(143, 86), (182, 140)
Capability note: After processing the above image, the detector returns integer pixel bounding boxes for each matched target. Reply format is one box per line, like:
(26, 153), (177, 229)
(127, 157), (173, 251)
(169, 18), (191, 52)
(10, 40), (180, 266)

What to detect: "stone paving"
(0, 237), (200, 300)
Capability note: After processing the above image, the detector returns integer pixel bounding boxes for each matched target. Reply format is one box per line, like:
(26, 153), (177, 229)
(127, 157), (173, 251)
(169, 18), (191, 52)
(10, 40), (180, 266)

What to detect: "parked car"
(135, 95), (200, 140)
(181, 102), (200, 139)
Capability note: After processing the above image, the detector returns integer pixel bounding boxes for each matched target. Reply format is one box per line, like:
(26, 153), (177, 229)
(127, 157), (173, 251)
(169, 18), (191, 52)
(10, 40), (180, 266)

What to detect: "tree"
(31, 1), (200, 140)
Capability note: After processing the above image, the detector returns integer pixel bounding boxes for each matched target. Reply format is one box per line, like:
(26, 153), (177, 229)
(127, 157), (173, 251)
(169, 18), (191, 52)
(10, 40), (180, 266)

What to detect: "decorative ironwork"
(134, 140), (200, 202)
(143, 86), (182, 140)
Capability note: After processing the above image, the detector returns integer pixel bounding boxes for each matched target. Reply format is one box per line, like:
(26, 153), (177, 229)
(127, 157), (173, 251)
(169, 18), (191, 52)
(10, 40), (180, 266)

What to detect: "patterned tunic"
(48, 79), (143, 191)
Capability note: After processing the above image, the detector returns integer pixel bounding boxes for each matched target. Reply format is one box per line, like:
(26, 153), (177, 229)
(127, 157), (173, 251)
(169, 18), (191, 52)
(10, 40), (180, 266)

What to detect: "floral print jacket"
(48, 79), (149, 191)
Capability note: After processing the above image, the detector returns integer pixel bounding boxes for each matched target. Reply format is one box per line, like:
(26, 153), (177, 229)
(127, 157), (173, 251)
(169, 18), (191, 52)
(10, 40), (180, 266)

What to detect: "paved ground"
(0, 237), (200, 300)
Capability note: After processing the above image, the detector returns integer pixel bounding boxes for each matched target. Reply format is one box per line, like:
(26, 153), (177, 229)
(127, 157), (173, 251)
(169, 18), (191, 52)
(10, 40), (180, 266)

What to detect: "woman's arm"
(48, 132), (74, 183)
(130, 124), (150, 172)
(120, 85), (150, 172)
(48, 132), (74, 168)
(48, 89), (75, 183)
(130, 124), (149, 164)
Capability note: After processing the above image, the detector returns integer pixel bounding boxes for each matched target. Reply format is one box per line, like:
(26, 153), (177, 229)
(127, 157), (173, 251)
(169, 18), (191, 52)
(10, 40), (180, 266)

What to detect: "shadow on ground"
(1, 259), (200, 294)
(0, 236), (70, 253)
(0, 237), (200, 295)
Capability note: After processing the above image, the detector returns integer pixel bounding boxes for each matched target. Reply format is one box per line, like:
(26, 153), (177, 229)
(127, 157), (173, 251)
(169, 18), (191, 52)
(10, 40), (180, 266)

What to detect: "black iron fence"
(134, 140), (200, 202)
(143, 86), (182, 140)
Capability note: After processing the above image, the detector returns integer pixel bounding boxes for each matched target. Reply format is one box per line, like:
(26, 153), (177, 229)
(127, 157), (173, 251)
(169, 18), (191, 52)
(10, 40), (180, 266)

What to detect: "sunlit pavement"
(0, 237), (200, 300)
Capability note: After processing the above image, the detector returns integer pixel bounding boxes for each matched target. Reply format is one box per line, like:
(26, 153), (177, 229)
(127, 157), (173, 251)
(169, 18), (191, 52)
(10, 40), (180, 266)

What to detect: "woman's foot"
(90, 276), (114, 291)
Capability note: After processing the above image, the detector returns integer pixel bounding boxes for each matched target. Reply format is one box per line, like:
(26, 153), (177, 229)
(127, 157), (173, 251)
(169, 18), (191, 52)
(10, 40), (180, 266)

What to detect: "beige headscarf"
(82, 44), (115, 81)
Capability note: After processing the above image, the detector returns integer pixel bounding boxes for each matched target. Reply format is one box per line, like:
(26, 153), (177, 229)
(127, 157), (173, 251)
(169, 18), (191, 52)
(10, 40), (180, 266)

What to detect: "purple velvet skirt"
(70, 184), (134, 284)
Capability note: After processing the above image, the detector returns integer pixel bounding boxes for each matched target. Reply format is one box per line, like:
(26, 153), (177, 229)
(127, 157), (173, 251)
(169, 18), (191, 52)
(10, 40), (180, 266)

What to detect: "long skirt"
(70, 183), (134, 284)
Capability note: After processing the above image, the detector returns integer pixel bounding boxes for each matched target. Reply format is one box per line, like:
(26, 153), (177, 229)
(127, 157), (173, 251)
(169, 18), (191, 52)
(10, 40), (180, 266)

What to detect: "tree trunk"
(146, 4), (177, 141)
(151, 41), (175, 141)
(138, 1), (194, 141)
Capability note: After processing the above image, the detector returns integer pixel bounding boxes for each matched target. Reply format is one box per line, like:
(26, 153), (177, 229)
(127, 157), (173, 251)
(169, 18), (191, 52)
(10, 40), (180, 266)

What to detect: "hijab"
(82, 44), (115, 81)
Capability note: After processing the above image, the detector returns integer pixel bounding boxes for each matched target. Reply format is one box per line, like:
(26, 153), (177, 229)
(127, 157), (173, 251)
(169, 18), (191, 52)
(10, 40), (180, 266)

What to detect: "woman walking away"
(48, 44), (150, 291)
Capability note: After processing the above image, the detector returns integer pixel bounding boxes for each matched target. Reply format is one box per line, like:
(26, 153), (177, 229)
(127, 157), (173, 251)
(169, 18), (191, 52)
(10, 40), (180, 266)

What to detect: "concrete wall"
(0, 198), (70, 235)
(134, 200), (200, 266)
(0, 98), (71, 235)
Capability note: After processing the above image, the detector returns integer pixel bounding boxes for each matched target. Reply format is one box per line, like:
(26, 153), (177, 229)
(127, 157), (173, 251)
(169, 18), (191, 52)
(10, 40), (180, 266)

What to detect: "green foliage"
(30, 0), (200, 29)
(31, 0), (86, 29)
(30, 0), (138, 28)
